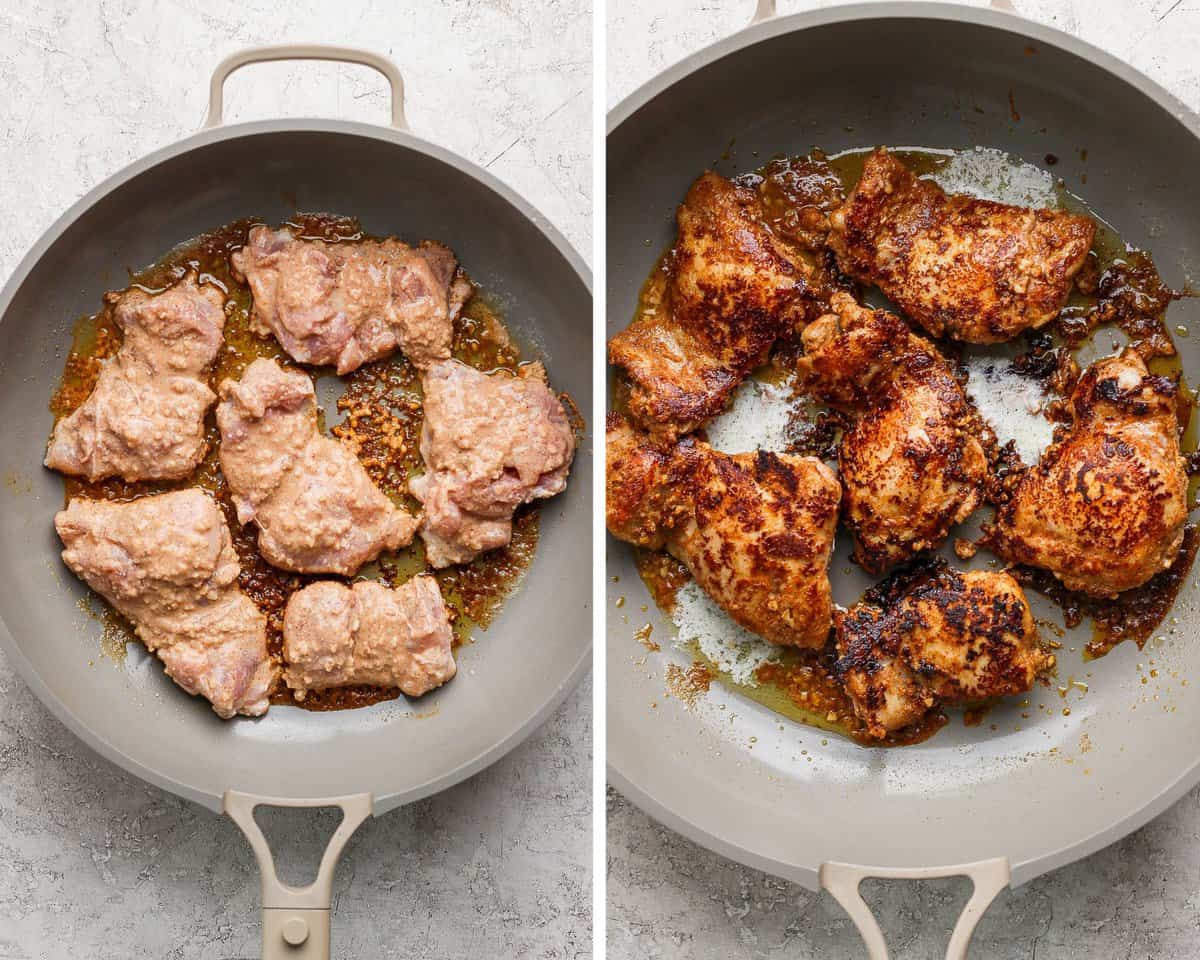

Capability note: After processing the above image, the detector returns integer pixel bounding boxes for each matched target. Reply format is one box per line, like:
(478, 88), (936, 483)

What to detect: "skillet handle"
(819, 858), (1010, 960)
(204, 44), (407, 130)
(224, 790), (374, 960)
(750, 0), (776, 23)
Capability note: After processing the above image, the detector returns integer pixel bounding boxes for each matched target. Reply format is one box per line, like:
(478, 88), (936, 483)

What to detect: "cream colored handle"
(750, 0), (776, 23)
(820, 858), (1010, 960)
(225, 790), (373, 960)
(204, 44), (407, 129)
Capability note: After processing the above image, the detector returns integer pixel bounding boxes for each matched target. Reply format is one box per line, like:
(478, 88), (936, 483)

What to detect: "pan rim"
(0, 117), (592, 813)
(606, 2), (1200, 888)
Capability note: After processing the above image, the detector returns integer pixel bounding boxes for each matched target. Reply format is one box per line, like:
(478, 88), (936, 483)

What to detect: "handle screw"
(281, 916), (309, 946)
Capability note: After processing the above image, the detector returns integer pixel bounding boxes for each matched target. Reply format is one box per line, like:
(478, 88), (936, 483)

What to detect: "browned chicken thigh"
(608, 172), (814, 437)
(988, 348), (1187, 597)
(231, 225), (472, 374)
(411, 359), (576, 568)
(217, 358), (418, 576)
(45, 272), (225, 482)
(798, 292), (989, 573)
(830, 148), (1095, 343)
(606, 414), (841, 648)
(283, 577), (456, 700)
(55, 490), (277, 719)
(837, 566), (1052, 739)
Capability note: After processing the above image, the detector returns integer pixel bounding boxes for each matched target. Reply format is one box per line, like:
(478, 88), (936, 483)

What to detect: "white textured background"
(0, 1), (591, 958)
(606, 1), (1200, 958)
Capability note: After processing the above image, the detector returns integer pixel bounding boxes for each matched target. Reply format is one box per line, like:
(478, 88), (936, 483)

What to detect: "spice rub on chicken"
(217, 358), (418, 576)
(798, 292), (990, 573)
(230, 225), (472, 375)
(606, 414), (841, 648)
(829, 148), (1095, 343)
(55, 490), (277, 719)
(282, 576), (456, 700)
(411, 359), (576, 569)
(608, 172), (815, 437)
(987, 348), (1188, 597)
(45, 272), (225, 482)
(836, 566), (1053, 739)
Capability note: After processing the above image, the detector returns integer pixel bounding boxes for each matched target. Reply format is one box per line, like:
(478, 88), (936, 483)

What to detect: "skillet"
(606, 4), (1200, 957)
(0, 45), (592, 960)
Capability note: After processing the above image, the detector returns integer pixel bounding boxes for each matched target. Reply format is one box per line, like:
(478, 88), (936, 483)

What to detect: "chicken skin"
(55, 490), (277, 719)
(608, 172), (813, 437)
(231, 225), (472, 374)
(411, 359), (576, 568)
(283, 577), (456, 700)
(988, 349), (1187, 597)
(606, 414), (841, 648)
(829, 148), (1095, 343)
(217, 358), (418, 576)
(798, 292), (989, 573)
(46, 272), (225, 482)
(837, 566), (1052, 739)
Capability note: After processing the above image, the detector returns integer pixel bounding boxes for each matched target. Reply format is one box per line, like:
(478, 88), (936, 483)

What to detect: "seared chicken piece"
(988, 349), (1187, 597)
(606, 414), (840, 648)
(604, 411), (696, 549)
(411, 359), (576, 568)
(837, 567), (1052, 739)
(55, 490), (277, 719)
(45, 272), (225, 482)
(830, 148), (1095, 343)
(217, 358), (418, 576)
(283, 577), (455, 700)
(231, 225), (472, 374)
(798, 292), (989, 573)
(609, 172), (813, 436)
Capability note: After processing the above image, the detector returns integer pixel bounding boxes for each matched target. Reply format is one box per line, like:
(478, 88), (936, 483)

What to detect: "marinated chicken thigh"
(837, 567), (1052, 739)
(798, 292), (989, 573)
(830, 148), (1095, 343)
(45, 272), (225, 482)
(283, 577), (455, 700)
(231, 225), (472, 374)
(411, 359), (576, 568)
(606, 414), (841, 648)
(988, 348), (1187, 597)
(217, 358), (418, 576)
(608, 171), (814, 437)
(55, 490), (276, 719)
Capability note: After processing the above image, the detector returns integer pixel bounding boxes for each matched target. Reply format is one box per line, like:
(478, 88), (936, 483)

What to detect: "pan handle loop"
(204, 44), (408, 130)
(750, 0), (776, 23)
(225, 790), (374, 960)
(819, 858), (1010, 960)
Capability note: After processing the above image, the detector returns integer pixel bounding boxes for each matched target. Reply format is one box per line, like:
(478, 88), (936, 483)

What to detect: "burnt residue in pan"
(51, 214), (543, 712)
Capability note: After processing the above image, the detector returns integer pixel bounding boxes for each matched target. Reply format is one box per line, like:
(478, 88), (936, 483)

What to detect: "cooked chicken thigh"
(45, 272), (225, 482)
(283, 576), (455, 700)
(798, 292), (989, 573)
(411, 359), (576, 568)
(609, 172), (813, 437)
(217, 358), (418, 576)
(55, 490), (276, 719)
(837, 567), (1052, 739)
(606, 414), (841, 648)
(830, 148), (1095, 343)
(988, 348), (1187, 597)
(231, 225), (472, 374)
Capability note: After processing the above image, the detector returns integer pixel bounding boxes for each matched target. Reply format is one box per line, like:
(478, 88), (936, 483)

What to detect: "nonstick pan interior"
(607, 5), (1200, 887)
(0, 121), (592, 812)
